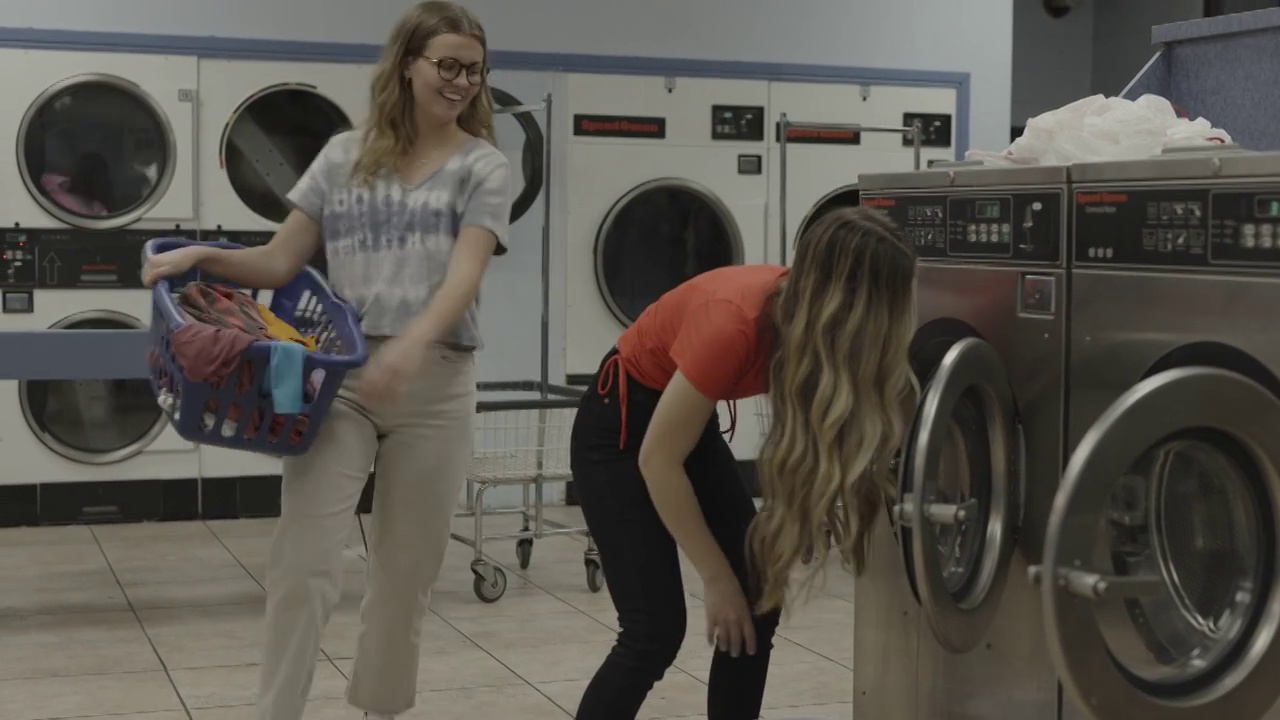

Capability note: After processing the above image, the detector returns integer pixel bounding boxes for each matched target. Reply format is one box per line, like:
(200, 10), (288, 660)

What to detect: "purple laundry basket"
(144, 237), (368, 456)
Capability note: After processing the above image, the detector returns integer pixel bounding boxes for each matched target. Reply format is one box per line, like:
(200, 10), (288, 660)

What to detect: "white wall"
(1011, 0), (1095, 128)
(2, 0), (1014, 154)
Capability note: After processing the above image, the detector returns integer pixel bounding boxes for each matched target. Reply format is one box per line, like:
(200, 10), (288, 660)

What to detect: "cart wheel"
(585, 559), (605, 593)
(516, 538), (533, 570)
(473, 567), (508, 603)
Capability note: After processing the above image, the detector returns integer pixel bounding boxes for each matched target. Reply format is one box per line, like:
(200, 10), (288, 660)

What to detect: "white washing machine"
(0, 47), (198, 233)
(194, 58), (371, 482)
(0, 231), (198, 486)
(766, 81), (958, 265)
(0, 48), (200, 485)
(553, 72), (770, 460)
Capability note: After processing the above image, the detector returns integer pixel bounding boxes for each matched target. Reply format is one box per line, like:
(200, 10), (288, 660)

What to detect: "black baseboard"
(0, 472), (378, 528)
(0, 461), (747, 527)
(565, 459), (760, 506)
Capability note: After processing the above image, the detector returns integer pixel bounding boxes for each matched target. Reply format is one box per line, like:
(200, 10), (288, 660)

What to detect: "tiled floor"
(0, 506), (854, 720)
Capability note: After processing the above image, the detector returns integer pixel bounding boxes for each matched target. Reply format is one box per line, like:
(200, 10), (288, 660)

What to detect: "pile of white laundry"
(967, 93), (1234, 166)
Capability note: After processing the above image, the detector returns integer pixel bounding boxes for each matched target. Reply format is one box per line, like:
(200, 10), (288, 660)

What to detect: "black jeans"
(570, 349), (780, 720)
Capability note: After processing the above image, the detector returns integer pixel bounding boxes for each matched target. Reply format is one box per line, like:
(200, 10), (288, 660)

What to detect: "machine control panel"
(862, 190), (1064, 263)
(15, 228), (197, 289)
(711, 105), (765, 142)
(0, 231), (37, 288)
(1073, 185), (1280, 268)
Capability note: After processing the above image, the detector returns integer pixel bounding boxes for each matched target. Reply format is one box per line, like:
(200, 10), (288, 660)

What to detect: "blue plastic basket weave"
(143, 237), (368, 456)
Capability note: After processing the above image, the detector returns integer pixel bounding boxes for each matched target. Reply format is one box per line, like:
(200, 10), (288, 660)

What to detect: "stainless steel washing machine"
(854, 164), (1068, 719)
(1033, 149), (1280, 720)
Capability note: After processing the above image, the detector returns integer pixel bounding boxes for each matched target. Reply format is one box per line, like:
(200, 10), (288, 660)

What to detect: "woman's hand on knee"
(702, 573), (757, 658)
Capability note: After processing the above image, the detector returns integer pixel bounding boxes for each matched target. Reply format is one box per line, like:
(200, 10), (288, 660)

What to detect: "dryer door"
(1036, 367), (1280, 720)
(895, 335), (1022, 653)
(790, 184), (859, 263)
(19, 74), (177, 230)
(20, 309), (172, 464)
(220, 82), (353, 225)
(490, 87), (544, 225)
(594, 178), (744, 326)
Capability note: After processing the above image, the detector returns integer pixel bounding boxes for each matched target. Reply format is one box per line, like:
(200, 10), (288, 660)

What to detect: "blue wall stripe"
(0, 26), (970, 157)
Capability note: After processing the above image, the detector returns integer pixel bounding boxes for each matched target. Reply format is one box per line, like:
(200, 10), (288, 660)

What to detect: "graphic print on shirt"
(286, 130), (513, 347)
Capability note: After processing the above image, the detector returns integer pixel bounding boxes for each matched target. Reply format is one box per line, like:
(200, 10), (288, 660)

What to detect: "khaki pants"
(256, 342), (475, 720)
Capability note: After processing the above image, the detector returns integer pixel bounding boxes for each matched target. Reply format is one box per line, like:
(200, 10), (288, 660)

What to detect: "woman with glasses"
(141, 3), (511, 720)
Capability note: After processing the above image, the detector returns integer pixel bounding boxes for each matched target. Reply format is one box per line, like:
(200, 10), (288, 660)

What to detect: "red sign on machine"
(573, 114), (667, 139)
(775, 123), (862, 145)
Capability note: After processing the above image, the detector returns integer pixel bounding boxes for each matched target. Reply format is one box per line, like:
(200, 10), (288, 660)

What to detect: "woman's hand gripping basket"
(143, 238), (368, 456)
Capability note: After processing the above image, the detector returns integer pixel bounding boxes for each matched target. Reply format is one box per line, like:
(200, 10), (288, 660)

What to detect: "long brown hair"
(352, 0), (496, 183)
(750, 206), (919, 614)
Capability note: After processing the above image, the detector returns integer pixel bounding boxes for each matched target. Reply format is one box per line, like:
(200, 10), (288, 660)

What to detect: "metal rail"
(778, 113), (923, 265)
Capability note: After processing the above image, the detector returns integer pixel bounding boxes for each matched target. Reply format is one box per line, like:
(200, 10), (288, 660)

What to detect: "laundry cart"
(456, 380), (601, 602)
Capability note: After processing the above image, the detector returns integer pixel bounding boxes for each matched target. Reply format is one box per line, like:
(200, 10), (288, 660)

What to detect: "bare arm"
(401, 226), (496, 346)
(192, 209), (323, 289)
(637, 371), (738, 584)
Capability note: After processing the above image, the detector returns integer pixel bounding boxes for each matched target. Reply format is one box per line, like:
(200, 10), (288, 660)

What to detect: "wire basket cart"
(753, 396), (837, 563)
(450, 92), (603, 603)
(456, 380), (600, 602)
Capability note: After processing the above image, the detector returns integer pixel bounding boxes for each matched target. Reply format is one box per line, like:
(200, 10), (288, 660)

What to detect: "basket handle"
(143, 237), (245, 260)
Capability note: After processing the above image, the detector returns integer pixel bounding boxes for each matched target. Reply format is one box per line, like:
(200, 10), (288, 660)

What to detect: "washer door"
(221, 83), (353, 224)
(895, 335), (1022, 653)
(1039, 367), (1280, 720)
(21, 310), (170, 465)
(594, 178), (743, 326)
(18, 74), (177, 230)
(490, 87), (544, 225)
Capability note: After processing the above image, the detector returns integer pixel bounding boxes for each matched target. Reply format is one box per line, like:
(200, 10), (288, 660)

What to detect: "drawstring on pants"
(597, 353), (630, 449)
(596, 351), (739, 449)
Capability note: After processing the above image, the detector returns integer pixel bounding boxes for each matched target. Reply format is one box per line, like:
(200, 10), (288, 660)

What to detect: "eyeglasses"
(421, 56), (489, 85)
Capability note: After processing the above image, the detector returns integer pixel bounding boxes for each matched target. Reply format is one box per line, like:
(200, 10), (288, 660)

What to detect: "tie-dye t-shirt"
(287, 129), (512, 349)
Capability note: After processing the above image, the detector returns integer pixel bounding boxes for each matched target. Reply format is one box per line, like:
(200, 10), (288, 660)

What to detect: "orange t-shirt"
(617, 264), (789, 401)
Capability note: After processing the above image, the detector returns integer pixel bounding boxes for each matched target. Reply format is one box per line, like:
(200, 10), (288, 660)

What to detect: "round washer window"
(223, 85), (352, 224)
(901, 321), (997, 603)
(19, 74), (175, 230)
(595, 180), (742, 325)
(1098, 430), (1269, 693)
(21, 313), (168, 465)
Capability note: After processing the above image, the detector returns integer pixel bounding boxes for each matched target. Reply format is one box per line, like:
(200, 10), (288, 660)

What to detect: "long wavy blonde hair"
(749, 206), (919, 614)
(352, 0), (496, 183)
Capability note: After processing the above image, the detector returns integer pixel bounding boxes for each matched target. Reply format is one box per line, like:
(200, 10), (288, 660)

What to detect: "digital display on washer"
(1255, 196), (1280, 219)
(975, 200), (1001, 219)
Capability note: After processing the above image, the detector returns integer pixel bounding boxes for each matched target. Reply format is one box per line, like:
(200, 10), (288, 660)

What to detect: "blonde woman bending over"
(142, 3), (512, 719)
(568, 206), (918, 720)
